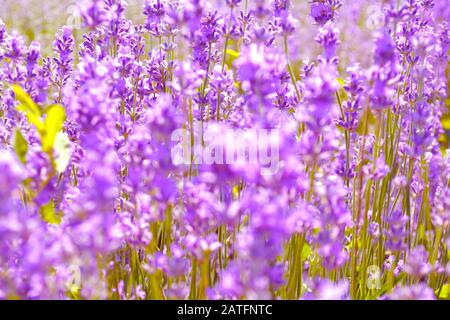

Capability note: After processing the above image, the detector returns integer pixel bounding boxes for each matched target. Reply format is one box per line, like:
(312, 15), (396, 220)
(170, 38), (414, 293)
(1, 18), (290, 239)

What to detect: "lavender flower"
(385, 284), (436, 300)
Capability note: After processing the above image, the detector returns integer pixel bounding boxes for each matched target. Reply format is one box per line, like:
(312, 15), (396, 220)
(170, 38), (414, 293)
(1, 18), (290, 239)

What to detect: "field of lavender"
(0, 0), (449, 300)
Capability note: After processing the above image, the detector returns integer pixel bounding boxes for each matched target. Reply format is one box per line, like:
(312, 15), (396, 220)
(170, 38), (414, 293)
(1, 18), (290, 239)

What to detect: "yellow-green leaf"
(67, 285), (81, 300)
(438, 284), (448, 299)
(14, 129), (28, 164)
(226, 49), (240, 68)
(441, 117), (450, 130)
(13, 85), (44, 132)
(226, 49), (239, 58)
(42, 104), (66, 154)
(39, 200), (62, 224)
(12, 85), (41, 116)
(301, 243), (311, 260)
(232, 185), (240, 198)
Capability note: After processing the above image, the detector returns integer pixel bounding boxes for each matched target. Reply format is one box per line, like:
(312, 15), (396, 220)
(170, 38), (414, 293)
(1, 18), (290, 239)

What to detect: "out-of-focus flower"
(385, 284), (436, 300)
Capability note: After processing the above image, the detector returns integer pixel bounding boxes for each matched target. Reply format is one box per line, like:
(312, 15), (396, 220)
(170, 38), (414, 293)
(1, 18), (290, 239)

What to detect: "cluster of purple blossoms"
(0, 0), (449, 300)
